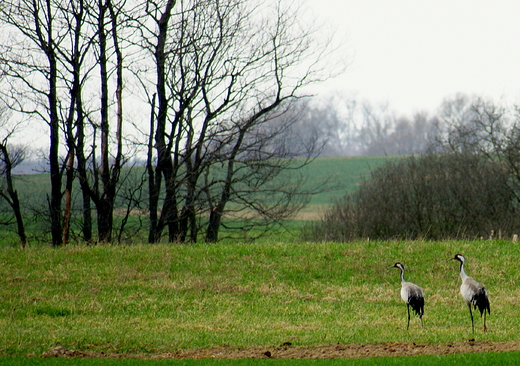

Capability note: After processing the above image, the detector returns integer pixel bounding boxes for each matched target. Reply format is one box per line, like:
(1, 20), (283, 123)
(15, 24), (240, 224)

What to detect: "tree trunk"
(206, 204), (224, 243)
(47, 15), (63, 247)
(149, 0), (178, 243)
(0, 144), (27, 248)
(76, 117), (93, 243)
(147, 94), (160, 243)
(62, 148), (74, 245)
(90, 0), (125, 243)
(97, 196), (114, 242)
(205, 168), (232, 243)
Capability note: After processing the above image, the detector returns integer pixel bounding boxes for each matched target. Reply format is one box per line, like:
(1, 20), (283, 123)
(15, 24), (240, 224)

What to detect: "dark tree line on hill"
(0, 0), (341, 246)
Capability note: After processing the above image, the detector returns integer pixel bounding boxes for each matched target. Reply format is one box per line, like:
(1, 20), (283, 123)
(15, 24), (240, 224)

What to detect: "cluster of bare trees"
(0, 0), (340, 246)
(288, 95), (442, 157)
(4, 1), (515, 247)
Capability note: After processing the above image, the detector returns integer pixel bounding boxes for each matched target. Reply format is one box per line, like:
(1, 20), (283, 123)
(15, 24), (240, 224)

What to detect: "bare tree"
(0, 0), (67, 246)
(136, 0), (342, 242)
(0, 106), (27, 247)
(283, 99), (345, 157)
(204, 102), (321, 242)
(432, 94), (520, 205)
(434, 94), (505, 154)
(137, 0), (179, 243)
(88, 0), (127, 243)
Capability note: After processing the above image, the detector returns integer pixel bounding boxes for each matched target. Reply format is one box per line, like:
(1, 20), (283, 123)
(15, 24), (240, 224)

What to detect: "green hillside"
(10, 155), (395, 221)
(298, 155), (395, 219)
(0, 155), (398, 245)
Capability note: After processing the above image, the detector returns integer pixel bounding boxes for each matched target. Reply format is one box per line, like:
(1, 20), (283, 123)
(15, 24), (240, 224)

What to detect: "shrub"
(303, 153), (520, 241)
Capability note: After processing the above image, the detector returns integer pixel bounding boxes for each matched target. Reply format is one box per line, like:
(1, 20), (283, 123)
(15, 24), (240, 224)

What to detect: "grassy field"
(3, 155), (518, 364)
(6, 155), (393, 223)
(12, 155), (392, 203)
(0, 155), (394, 245)
(4, 352), (520, 365)
(296, 155), (393, 219)
(2, 239), (520, 359)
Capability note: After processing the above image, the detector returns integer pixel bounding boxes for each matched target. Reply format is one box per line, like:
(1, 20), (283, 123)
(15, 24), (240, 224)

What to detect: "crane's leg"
(483, 311), (487, 333)
(468, 304), (474, 333)
(420, 314), (424, 329)
(406, 304), (410, 330)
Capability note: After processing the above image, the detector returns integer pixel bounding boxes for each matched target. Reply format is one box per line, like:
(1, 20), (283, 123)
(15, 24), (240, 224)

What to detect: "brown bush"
(303, 154), (520, 241)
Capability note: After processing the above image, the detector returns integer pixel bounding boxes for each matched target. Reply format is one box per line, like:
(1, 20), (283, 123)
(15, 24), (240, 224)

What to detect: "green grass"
(0, 352), (518, 365)
(12, 156), (392, 205)
(296, 156), (394, 219)
(3, 352), (520, 366)
(2, 239), (520, 359)
(303, 155), (395, 203)
(5, 155), (394, 231)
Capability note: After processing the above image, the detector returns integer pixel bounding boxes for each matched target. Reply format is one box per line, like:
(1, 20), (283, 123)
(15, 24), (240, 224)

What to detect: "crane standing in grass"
(391, 262), (424, 330)
(450, 254), (490, 333)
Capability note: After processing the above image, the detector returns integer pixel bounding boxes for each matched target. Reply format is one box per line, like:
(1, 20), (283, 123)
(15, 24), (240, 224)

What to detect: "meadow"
(2, 239), (520, 362)
(15, 156), (391, 218)
(295, 155), (393, 219)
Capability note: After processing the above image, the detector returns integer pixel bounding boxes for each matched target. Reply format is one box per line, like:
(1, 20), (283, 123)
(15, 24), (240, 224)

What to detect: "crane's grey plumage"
(391, 262), (424, 330)
(450, 254), (490, 333)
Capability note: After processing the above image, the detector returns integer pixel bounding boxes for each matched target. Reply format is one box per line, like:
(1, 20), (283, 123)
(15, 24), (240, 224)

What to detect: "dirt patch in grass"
(41, 341), (520, 360)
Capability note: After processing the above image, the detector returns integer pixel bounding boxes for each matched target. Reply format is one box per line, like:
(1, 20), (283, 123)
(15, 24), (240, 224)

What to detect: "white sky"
(308, 0), (520, 116)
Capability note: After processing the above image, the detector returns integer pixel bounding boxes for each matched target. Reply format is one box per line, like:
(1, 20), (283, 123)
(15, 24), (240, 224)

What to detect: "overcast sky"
(308, 0), (520, 116)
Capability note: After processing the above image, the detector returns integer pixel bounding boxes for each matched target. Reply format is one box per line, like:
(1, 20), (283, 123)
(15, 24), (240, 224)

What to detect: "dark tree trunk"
(89, 0), (124, 243)
(205, 205), (224, 243)
(97, 196), (114, 242)
(45, 2), (63, 247)
(159, 184), (179, 242)
(71, 0), (92, 244)
(76, 110), (92, 243)
(147, 94), (160, 243)
(62, 148), (74, 245)
(0, 145), (27, 248)
(150, 0), (178, 243)
(12, 194), (27, 248)
(205, 175), (231, 243)
(49, 109), (62, 246)
(97, 0), (111, 242)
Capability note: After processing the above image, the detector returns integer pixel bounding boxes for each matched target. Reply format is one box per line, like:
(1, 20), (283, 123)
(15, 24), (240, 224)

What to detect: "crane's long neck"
(399, 267), (406, 283)
(459, 261), (469, 281)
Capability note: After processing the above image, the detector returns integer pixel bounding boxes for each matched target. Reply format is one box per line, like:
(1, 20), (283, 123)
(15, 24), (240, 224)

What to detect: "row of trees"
(284, 98), (433, 157)
(293, 94), (480, 157)
(0, 0), (341, 246)
(0, 0), (514, 246)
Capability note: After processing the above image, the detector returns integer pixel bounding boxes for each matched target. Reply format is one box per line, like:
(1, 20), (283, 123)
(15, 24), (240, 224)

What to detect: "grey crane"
(391, 262), (424, 330)
(450, 254), (490, 332)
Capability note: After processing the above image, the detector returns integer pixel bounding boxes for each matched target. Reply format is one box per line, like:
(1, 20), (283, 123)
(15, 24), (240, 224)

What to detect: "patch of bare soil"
(40, 341), (520, 360)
